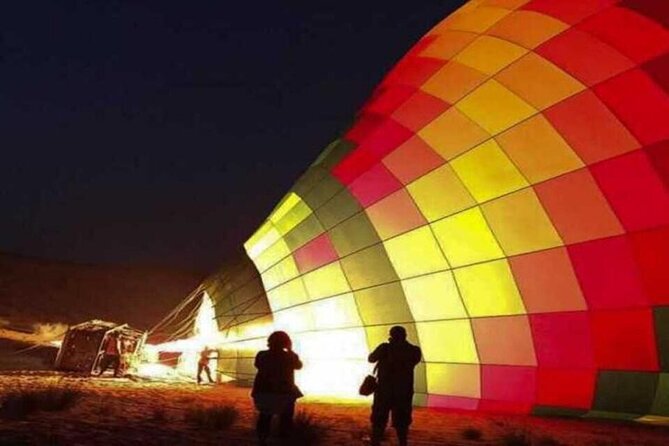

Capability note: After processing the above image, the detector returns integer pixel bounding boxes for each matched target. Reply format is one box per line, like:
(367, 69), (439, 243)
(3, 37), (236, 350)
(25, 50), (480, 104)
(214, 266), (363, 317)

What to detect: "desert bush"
(501, 430), (531, 446)
(287, 410), (327, 446)
(184, 405), (238, 430)
(462, 426), (483, 441)
(0, 386), (82, 420)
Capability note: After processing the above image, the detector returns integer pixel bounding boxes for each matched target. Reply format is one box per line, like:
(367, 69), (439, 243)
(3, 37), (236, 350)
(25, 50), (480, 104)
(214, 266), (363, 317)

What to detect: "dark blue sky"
(0, 1), (465, 272)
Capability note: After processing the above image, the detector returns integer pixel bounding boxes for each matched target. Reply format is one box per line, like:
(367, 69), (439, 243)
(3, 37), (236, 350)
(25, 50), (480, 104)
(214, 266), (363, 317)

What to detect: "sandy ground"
(1, 372), (669, 446)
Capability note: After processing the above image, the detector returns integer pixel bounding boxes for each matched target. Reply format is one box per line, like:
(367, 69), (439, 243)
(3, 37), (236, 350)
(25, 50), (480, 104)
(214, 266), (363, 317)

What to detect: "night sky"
(1, 1), (465, 273)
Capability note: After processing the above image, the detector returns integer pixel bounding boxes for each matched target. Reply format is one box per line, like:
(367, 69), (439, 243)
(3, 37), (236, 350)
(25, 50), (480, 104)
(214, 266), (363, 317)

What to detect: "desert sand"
(1, 371), (669, 446)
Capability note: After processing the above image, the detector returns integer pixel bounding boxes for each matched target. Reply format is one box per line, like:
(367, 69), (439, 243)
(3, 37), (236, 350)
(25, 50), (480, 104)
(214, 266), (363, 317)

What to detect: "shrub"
(184, 405), (238, 430)
(288, 410), (327, 446)
(0, 386), (82, 420)
(462, 427), (483, 441)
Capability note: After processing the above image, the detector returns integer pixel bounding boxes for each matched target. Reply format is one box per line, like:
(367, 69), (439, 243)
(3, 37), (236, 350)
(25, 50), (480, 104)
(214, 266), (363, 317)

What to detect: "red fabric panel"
(590, 309), (659, 371)
(643, 53), (669, 94)
(595, 69), (669, 146)
(645, 140), (669, 188)
(537, 28), (633, 86)
(382, 135), (445, 185)
(621, 0), (669, 27)
(362, 85), (416, 117)
(334, 119), (413, 184)
(293, 234), (338, 274)
(568, 236), (648, 310)
(544, 91), (640, 164)
(631, 226), (669, 305)
(530, 312), (595, 368)
(579, 7), (669, 63)
(536, 369), (596, 409)
(347, 163), (403, 207)
(390, 90), (450, 132)
(591, 150), (669, 232)
(382, 56), (446, 88)
(481, 365), (536, 403)
(345, 114), (384, 144)
(523, 0), (617, 24)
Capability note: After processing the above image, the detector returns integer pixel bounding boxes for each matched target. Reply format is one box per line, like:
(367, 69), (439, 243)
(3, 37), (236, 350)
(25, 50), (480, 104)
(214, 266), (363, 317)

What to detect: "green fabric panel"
(303, 174), (344, 211)
(593, 371), (658, 415)
(341, 244), (399, 290)
(654, 306), (669, 372)
(584, 410), (640, 421)
(284, 213), (324, 251)
(315, 189), (362, 230)
(651, 373), (669, 416)
(329, 212), (381, 257)
(354, 282), (413, 326)
(532, 406), (588, 418)
(413, 393), (428, 407)
(414, 362), (427, 394)
(292, 167), (327, 197)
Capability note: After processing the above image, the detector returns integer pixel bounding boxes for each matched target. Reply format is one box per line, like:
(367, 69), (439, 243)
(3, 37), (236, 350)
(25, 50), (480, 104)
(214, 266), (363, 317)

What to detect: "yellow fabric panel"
(419, 30), (478, 60)
(244, 220), (280, 260)
(298, 328), (369, 360)
(260, 255), (299, 290)
(416, 320), (479, 363)
(310, 293), (362, 329)
(456, 79), (537, 135)
(454, 259), (526, 317)
(496, 52), (585, 110)
(422, 61), (488, 104)
(269, 192), (301, 225)
(266, 277), (310, 311)
(274, 199), (312, 236)
(442, 6), (512, 33)
(431, 207), (504, 267)
(450, 139), (528, 203)
(407, 164), (476, 222)
(488, 10), (568, 48)
(365, 189), (426, 240)
(302, 262), (351, 301)
(482, 188), (563, 256)
(273, 306), (314, 333)
(253, 237), (291, 273)
(425, 363), (481, 398)
(384, 227), (449, 279)
(454, 36), (528, 75)
(402, 271), (468, 322)
(418, 107), (490, 160)
(496, 114), (584, 183)
(340, 245), (399, 290)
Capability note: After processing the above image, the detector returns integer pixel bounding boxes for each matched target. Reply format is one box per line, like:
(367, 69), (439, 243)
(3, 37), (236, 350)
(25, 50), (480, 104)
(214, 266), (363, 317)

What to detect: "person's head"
(267, 331), (292, 351)
(389, 326), (407, 343)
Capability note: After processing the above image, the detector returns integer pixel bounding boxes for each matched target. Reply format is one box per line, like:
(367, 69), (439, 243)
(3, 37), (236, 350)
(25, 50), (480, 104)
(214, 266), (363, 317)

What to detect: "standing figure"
(99, 332), (122, 377)
(251, 331), (303, 445)
(368, 326), (422, 446)
(197, 346), (216, 384)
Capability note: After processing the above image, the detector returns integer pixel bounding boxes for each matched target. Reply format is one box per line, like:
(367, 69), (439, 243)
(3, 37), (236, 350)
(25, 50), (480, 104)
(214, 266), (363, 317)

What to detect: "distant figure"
(252, 331), (303, 445)
(197, 346), (216, 384)
(99, 332), (122, 377)
(368, 326), (422, 446)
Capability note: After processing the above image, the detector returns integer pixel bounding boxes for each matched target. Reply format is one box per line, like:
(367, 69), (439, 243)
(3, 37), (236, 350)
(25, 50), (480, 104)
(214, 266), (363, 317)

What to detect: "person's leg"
(278, 400), (295, 438)
(196, 363), (203, 384)
(204, 364), (214, 383)
(256, 412), (272, 444)
(391, 395), (413, 446)
(99, 354), (111, 375)
(371, 393), (391, 446)
(112, 356), (121, 377)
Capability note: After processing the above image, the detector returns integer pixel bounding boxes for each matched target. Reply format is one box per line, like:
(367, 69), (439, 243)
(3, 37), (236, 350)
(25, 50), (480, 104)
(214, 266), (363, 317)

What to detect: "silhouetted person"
(252, 331), (303, 445)
(368, 326), (422, 446)
(99, 332), (121, 377)
(197, 346), (216, 384)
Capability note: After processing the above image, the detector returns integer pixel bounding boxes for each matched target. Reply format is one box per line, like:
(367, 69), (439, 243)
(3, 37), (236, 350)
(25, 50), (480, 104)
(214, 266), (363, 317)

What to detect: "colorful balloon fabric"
(218, 0), (669, 418)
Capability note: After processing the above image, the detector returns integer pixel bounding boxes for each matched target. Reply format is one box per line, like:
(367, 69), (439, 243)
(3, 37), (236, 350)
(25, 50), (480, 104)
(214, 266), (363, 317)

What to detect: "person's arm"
(368, 343), (387, 363)
(292, 352), (303, 370)
(254, 351), (264, 370)
(411, 346), (422, 367)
